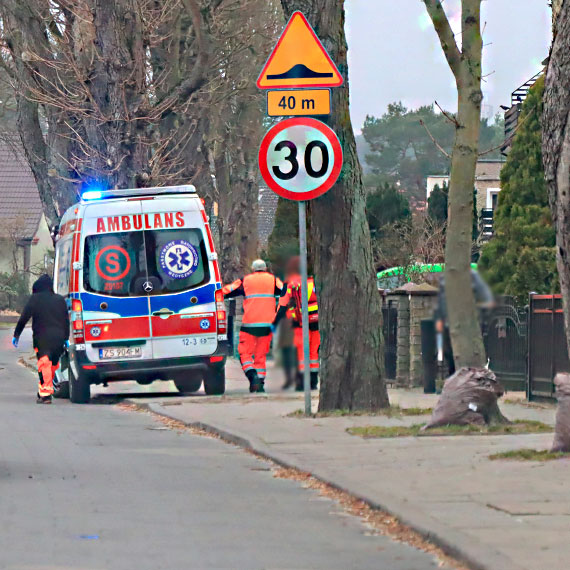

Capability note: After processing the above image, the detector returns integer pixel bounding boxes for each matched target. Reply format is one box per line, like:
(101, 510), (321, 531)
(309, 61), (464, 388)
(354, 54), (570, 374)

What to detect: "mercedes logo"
(143, 281), (154, 292)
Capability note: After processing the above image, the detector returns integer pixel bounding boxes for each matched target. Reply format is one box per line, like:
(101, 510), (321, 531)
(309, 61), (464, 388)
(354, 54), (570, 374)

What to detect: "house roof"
(258, 188), (279, 249)
(0, 135), (43, 240)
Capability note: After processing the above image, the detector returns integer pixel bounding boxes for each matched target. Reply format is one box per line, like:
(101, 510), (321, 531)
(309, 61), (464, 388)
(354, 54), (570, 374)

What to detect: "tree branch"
(422, 0), (462, 78)
(478, 111), (530, 157)
(419, 119), (451, 158)
(156, 0), (211, 113)
(461, 0), (483, 72)
(435, 100), (459, 126)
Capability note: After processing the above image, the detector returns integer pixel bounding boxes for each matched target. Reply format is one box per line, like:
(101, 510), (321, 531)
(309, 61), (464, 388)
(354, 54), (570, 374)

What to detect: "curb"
(18, 356), (36, 373)
(135, 400), (524, 570)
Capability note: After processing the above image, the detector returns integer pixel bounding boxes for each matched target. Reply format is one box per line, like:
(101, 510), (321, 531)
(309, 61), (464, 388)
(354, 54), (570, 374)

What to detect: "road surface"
(1, 329), (440, 569)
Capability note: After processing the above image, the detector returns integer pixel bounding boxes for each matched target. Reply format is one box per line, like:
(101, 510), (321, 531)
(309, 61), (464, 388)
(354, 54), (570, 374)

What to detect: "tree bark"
(280, 0), (389, 411)
(543, 0), (570, 357)
(423, 0), (486, 368)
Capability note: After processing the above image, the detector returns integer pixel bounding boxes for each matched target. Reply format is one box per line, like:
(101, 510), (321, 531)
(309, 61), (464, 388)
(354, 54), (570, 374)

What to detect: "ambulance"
(53, 185), (230, 403)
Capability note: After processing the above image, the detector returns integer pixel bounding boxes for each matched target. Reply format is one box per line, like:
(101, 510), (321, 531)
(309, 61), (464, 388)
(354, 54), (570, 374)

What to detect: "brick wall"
(387, 285), (438, 387)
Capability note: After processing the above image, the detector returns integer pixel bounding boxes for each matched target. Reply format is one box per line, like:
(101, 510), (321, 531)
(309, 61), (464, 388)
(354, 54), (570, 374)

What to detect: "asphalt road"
(1, 329), (439, 570)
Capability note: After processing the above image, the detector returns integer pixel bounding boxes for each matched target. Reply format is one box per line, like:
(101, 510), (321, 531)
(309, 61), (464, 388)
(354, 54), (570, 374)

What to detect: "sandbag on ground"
(424, 367), (508, 429)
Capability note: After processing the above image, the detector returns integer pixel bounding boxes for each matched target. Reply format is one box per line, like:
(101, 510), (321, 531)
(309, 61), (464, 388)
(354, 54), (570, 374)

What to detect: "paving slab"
(119, 358), (568, 570)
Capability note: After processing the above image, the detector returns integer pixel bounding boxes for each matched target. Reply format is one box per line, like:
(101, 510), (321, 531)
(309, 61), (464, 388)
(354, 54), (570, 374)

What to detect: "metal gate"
(483, 296), (527, 391)
(382, 301), (398, 380)
(528, 294), (570, 400)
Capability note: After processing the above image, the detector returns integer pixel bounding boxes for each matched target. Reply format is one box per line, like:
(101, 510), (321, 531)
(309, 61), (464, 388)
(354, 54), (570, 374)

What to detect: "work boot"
(257, 380), (266, 394)
(282, 372), (294, 390)
(295, 372), (304, 392)
(310, 372), (319, 391)
(246, 370), (260, 393)
(36, 395), (52, 404)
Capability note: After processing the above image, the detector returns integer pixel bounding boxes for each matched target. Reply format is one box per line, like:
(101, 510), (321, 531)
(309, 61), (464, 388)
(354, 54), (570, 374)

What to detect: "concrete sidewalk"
(128, 358), (566, 570)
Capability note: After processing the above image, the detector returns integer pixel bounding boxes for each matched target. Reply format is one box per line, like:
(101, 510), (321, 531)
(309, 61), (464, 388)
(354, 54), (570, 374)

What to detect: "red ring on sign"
(258, 117), (343, 201)
(95, 245), (131, 281)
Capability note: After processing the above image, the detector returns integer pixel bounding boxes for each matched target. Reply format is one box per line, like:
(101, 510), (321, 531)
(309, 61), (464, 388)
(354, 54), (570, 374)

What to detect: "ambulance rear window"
(83, 229), (209, 297)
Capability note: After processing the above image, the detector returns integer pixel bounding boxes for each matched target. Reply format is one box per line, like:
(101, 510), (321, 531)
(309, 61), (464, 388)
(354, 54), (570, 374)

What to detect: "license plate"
(99, 346), (142, 360)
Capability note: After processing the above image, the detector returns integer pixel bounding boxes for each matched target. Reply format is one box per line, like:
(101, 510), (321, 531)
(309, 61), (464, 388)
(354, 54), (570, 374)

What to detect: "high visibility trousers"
(294, 328), (320, 372)
(36, 354), (59, 398)
(238, 331), (272, 379)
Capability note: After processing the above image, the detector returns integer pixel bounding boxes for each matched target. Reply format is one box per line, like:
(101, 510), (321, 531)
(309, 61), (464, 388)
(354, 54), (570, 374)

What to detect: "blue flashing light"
(82, 190), (103, 201)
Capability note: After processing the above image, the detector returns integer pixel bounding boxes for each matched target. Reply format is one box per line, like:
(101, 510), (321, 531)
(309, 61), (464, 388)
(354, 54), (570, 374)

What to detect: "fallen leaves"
(272, 467), (468, 569)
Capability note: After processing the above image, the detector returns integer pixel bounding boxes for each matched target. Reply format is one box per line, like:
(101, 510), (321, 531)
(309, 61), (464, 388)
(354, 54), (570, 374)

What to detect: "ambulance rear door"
(80, 200), (154, 363)
(141, 198), (218, 359)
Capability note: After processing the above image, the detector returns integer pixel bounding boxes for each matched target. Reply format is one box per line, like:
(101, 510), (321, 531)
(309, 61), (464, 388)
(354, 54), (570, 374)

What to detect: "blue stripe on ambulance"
(80, 292), (150, 317)
(149, 283), (217, 314)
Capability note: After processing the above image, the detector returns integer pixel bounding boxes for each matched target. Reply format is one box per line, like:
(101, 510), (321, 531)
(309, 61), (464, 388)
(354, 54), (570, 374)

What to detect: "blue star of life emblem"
(160, 240), (199, 279)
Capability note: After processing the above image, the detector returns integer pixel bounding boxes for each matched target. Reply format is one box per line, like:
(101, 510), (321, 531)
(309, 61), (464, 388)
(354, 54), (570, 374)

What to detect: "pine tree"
(428, 182), (448, 224)
(479, 76), (558, 302)
(366, 183), (411, 238)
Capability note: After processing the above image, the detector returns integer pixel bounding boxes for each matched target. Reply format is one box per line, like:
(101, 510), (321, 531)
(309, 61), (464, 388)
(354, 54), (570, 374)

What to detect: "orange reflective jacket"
(223, 271), (284, 328)
(279, 274), (319, 326)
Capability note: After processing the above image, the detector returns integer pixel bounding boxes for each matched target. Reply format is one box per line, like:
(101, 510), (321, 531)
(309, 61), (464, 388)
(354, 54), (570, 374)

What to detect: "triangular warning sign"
(257, 11), (343, 89)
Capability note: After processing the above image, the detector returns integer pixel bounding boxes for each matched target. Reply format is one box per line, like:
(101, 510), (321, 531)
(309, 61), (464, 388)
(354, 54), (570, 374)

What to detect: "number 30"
(272, 140), (329, 181)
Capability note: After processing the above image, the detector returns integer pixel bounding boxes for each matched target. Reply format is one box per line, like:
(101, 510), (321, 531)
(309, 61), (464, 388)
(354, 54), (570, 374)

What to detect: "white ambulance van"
(53, 185), (230, 403)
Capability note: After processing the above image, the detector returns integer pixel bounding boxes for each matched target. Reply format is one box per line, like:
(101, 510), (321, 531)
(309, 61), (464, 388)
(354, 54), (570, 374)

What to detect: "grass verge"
(347, 420), (553, 438)
(489, 448), (570, 461)
(288, 405), (433, 418)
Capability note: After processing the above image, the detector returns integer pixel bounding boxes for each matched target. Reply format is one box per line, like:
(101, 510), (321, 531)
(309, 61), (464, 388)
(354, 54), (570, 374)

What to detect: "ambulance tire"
(53, 353), (70, 399)
(173, 372), (202, 394)
(69, 364), (91, 404)
(203, 367), (225, 395)
(53, 380), (70, 399)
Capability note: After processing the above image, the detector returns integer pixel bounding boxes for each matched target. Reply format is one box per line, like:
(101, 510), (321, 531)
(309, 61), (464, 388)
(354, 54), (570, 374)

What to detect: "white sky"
(345, 1), (552, 132)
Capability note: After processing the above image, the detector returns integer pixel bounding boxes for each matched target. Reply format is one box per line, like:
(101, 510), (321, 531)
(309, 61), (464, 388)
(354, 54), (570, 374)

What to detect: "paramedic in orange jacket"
(273, 256), (320, 391)
(222, 259), (284, 393)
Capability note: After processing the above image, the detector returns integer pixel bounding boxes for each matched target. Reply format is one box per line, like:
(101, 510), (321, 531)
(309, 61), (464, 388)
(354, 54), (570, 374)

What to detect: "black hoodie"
(14, 275), (70, 349)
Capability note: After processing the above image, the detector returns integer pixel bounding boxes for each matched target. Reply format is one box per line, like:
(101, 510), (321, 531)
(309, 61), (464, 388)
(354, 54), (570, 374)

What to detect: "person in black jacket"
(13, 274), (70, 404)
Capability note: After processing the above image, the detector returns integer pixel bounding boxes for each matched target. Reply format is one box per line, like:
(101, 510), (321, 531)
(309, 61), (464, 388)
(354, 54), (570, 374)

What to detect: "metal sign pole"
(298, 200), (312, 416)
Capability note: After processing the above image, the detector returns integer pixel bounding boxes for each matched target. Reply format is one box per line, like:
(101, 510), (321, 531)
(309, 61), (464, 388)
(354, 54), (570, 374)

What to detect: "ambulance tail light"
(215, 289), (227, 334)
(71, 299), (85, 343)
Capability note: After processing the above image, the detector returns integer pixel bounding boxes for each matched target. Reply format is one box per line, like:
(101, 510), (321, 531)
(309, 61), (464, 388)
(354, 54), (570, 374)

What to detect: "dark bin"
(421, 318), (437, 394)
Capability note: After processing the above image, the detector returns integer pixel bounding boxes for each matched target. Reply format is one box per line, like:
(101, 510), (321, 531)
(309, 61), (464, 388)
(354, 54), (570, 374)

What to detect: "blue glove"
(12, 337), (18, 348)
(270, 324), (276, 334)
(64, 340), (70, 349)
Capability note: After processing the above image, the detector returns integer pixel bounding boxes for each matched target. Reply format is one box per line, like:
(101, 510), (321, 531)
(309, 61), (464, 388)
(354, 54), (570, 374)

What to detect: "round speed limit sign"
(258, 117), (343, 201)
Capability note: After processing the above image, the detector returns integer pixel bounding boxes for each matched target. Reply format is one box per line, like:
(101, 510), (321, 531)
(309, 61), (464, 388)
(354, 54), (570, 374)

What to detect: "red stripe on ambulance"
(150, 315), (215, 338)
(84, 316), (151, 342)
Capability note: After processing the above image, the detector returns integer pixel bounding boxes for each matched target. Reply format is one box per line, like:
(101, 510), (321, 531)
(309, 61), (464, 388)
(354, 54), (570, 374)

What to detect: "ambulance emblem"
(200, 319), (210, 330)
(160, 240), (199, 279)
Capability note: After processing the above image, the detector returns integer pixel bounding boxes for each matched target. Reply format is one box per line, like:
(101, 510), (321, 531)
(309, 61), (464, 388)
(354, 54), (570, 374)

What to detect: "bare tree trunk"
(423, 0), (486, 368)
(280, 1), (389, 411)
(543, 0), (570, 357)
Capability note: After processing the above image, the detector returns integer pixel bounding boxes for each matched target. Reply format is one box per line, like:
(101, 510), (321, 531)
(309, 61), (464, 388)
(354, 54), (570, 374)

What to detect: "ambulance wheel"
(203, 367), (225, 395)
(172, 372), (202, 394)
(53, 355), (70, 399)
(69, 365), (91, 404)
(53, 380), (70, 399)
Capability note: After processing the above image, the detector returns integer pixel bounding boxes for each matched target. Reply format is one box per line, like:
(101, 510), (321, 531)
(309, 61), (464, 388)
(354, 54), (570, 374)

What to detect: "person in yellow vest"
(222, 260), (284, 393)
(273, 256), (320, 391)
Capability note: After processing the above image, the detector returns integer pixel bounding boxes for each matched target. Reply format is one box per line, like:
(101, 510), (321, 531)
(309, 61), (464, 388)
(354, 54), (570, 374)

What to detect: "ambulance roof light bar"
(81, 185), (197, 202)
